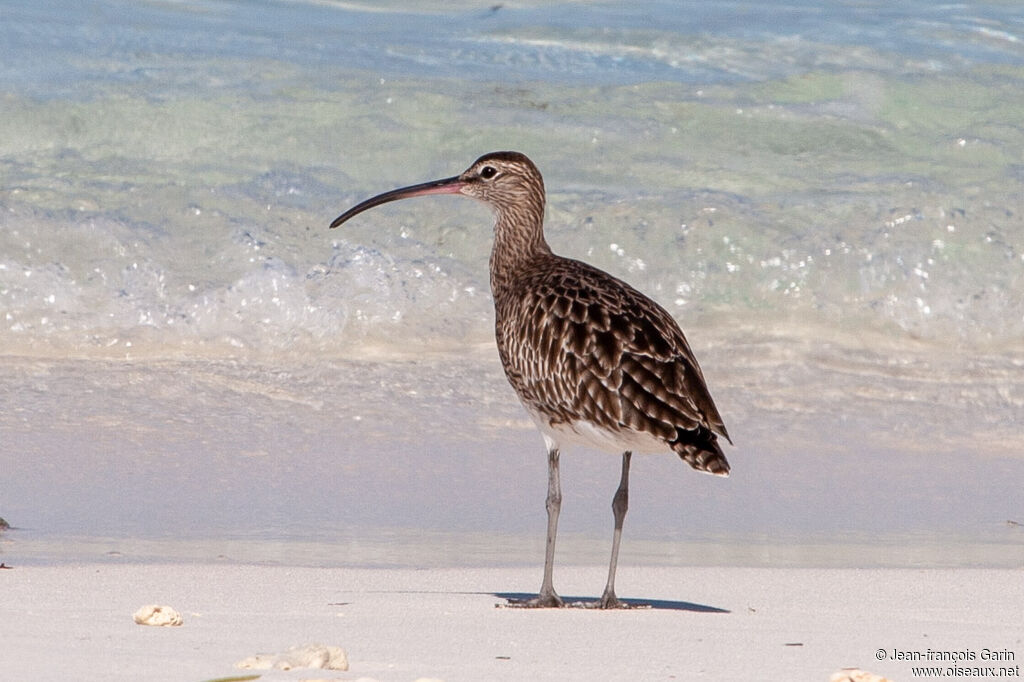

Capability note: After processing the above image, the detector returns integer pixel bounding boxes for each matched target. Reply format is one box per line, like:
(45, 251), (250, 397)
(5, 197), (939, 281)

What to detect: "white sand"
(1, 562), (1021, 681)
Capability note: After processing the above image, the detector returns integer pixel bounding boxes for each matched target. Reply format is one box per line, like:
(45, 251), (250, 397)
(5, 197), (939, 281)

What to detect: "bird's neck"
(489, 204), (551, 294)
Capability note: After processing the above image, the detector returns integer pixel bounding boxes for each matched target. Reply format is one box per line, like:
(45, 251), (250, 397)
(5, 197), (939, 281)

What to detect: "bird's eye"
(479, 165), (498, 180)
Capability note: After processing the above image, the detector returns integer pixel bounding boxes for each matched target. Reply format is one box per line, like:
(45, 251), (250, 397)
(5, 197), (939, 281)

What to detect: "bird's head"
(329, 151), (545, 229)
(454, 151), (544, 210)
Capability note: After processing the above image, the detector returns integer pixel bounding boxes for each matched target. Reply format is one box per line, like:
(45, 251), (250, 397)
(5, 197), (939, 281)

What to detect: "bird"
(329, 151), (731, 609)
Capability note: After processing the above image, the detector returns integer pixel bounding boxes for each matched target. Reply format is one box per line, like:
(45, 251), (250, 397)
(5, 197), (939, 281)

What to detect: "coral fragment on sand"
(235, 644), (349, 671)
(132, 604), (184, 627)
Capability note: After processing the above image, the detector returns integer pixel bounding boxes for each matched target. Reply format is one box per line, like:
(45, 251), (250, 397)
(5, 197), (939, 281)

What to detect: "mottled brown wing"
(497, 257), (730, 475)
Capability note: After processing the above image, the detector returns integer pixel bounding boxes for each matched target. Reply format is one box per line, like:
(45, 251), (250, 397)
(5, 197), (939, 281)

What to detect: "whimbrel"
(330, 151), (731, 609)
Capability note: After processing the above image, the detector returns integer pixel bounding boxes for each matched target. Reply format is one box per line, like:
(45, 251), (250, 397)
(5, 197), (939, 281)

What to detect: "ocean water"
(1, 0), (1022, 568)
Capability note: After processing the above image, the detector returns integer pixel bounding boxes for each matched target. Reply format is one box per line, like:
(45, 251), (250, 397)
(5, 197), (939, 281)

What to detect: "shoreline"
(4, 528), (1023, 570)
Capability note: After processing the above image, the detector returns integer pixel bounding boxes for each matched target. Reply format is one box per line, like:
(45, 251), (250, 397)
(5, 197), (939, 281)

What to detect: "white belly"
(526, 408), (671, 455)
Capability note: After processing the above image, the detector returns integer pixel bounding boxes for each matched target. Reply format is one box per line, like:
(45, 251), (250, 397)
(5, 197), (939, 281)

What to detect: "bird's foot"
(503, 591), (565, 608)
(589, 592), (631, 609)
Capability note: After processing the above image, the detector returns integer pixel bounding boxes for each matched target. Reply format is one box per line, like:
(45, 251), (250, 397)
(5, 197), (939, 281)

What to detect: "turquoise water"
(1, 0), (1022, 566)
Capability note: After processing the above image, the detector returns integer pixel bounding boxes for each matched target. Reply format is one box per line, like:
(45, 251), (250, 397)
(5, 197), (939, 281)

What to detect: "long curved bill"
(329, 175), (465, 229)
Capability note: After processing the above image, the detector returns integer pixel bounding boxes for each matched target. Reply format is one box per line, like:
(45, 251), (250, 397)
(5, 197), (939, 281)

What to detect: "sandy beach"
(2, 561), (1021, 681)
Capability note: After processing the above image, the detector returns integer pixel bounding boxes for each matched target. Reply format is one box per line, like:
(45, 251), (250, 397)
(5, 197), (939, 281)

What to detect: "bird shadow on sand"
(491, 592), (729, 613)
(349, 589), (728, 613)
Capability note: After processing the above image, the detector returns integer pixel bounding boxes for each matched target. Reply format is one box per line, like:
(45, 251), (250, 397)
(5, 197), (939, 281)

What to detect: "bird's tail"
(672, 434), (730, 477)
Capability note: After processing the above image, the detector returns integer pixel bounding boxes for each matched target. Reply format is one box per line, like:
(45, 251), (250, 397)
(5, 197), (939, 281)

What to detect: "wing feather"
(496, 256), (730, 473)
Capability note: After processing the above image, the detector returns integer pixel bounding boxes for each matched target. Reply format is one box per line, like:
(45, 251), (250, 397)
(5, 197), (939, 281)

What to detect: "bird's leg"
(597, 451), (632, 609)
(511, 440), (564, 608)
(536, 442), (565, 606)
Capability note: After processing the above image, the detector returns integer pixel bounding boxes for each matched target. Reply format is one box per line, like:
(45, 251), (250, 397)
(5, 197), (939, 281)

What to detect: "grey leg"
(598, 451), (631, 609)
(534, 441), (564, 606)
(512, 437), (564, 608)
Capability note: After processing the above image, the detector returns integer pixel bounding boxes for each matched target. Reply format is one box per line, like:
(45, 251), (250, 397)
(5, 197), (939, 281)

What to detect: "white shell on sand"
(132, 604), (183, 627)
(235, 643), (349, 671)
(830, 669), (893, 682)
